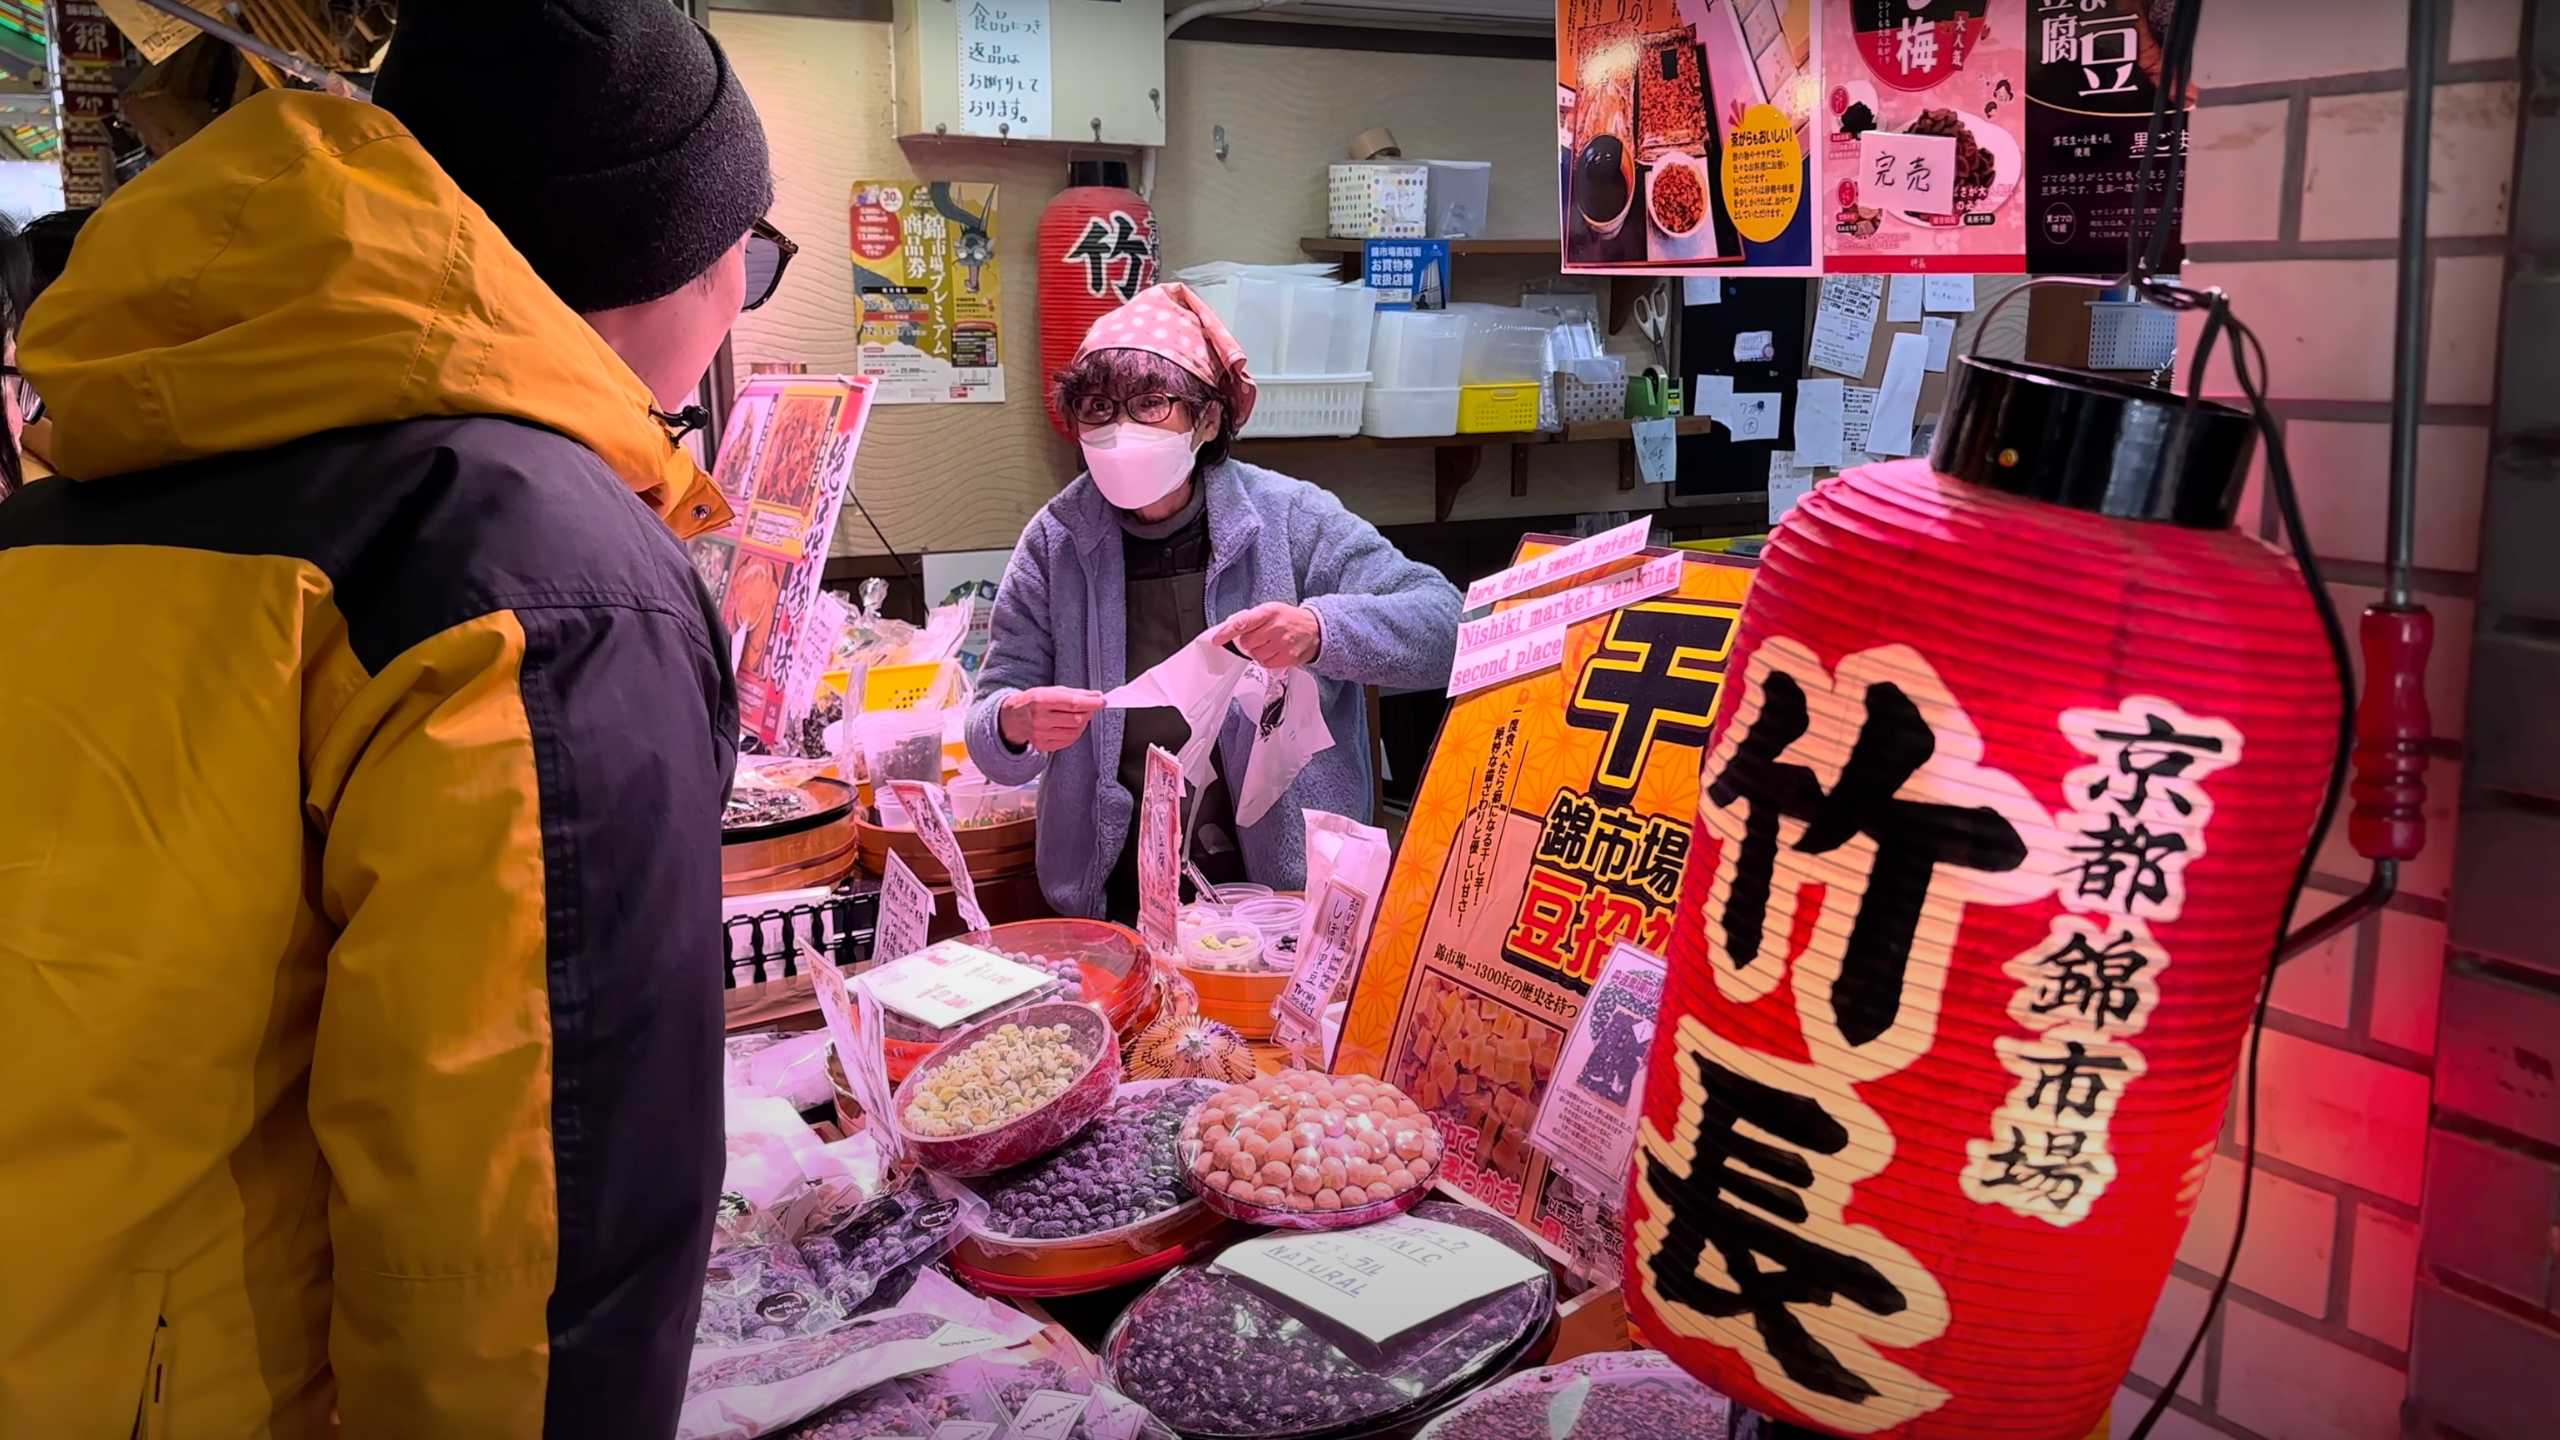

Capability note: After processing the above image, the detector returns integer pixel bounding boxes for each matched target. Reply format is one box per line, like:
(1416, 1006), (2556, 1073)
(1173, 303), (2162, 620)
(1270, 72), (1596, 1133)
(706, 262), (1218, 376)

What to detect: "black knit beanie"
(374, 0), (774, 313)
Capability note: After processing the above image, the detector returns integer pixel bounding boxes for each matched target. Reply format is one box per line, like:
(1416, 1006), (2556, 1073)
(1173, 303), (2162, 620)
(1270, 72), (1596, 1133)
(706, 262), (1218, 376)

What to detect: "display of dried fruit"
(1178, 1070), (1442, 1222)
(1101, 1201), (1553, 1439)
(975, 1081), (1222, 1242)
(1906, 108), (1996, 209)
(725, 783), (815, 830)
(1636, 30), (1704, 157)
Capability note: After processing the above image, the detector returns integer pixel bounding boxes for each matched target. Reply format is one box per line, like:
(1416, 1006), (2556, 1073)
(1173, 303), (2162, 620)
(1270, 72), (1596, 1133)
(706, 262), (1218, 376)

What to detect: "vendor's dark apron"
(1105, 567), (1246, 920)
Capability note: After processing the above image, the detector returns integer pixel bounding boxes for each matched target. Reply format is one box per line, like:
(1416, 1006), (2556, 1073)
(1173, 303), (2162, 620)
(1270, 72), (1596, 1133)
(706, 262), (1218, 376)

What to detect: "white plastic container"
(1239, 373), (1369, 438)
(1227, 276), (1288, 371)
(1369, 311), (1467, 390)
(1325, 286), (1379, 376)
(1361, 385), (1460, 439)
(1277, 282), (1338, 376)
(1462, 318), (1558, 386)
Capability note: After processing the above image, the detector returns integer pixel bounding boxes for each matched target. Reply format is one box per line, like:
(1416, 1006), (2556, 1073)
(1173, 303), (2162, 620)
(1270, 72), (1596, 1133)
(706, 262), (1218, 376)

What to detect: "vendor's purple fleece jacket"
(967, 459), (1461, 918)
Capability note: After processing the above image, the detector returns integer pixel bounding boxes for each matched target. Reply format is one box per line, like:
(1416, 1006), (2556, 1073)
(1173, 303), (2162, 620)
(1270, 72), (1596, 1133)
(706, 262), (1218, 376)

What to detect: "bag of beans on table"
(1413, 1350), (1737, 1440)
(785, 1325), (1170, 1440)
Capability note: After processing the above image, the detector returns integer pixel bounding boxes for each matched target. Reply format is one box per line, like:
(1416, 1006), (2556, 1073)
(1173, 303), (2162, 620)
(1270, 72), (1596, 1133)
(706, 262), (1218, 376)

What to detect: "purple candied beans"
(995, 946), (1088, 1004)
(778, 1381), (950, 1438)
(684, 1311), (944, 1396)
(696, 1243), (841, 1346)
(979, 1081), (1220, 1242)
(1420, 1352), (1732, 1440)
(1103, 1201), (1552, 1439)
(1570, 1374), (1734, 1437)
(798, 1188), (969, 1312)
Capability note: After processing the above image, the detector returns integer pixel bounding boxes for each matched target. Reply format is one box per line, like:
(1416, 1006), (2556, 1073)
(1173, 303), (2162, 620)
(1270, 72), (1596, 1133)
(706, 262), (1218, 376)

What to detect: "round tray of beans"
(890, 1001), (1122, 1177)
(1176, 1070), (1445, 1230)
(941, 1079), (1254, 1295)
(1412, 1349), (1734, 1439)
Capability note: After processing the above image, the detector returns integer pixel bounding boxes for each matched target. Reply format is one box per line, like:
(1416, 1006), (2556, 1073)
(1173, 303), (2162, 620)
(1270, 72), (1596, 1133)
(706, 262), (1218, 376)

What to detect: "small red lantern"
(1035, 160), (1159, 435)
(1627, 358), (2340, 1438)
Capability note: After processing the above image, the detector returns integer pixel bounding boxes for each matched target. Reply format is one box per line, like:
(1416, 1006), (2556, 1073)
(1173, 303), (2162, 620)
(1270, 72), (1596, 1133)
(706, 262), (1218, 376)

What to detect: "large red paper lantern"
(1036, 160), (1159, 435)
(1627, 358), (2340, 1439)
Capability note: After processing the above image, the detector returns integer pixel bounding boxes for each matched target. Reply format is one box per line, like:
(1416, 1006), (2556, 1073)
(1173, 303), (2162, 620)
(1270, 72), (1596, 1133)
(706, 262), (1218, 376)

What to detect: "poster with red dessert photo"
(1822, 0), (2029, 272)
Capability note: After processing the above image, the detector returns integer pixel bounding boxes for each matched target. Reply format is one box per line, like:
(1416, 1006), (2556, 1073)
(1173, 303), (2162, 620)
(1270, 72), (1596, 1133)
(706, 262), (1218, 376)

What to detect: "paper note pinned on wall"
(1867, 332), (1929, 458)
(956, 0), (1054, 138)
(1726, 392), (1781, 442)
(1768, 451), (1816, 524)
(1685, 276), (1721, 306)
(1925, 275), (1976, 312)
(1793, 378), (1845, 469)
(1887, 275), (1925, 323)
(1843, 384), (1880, 456)
(1734, 330), (1777, 364)
(1858, 130), (1962, 216)
(1631, 417), (1679, 486)
(1693, 373), (1736, 423)
(1922, 316), (1957, 372)
(1808, 275), (1883, 377)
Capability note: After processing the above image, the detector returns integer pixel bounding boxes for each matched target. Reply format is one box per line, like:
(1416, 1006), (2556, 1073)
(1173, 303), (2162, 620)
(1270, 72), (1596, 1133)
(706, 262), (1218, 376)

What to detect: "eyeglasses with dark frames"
(1068, 392), (1197, 427)
(742, 218), (797, 312)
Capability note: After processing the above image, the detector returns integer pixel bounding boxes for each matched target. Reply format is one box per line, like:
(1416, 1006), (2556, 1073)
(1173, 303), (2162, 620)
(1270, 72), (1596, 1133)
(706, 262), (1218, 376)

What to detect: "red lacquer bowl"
(890, 1001), (1122, 1177)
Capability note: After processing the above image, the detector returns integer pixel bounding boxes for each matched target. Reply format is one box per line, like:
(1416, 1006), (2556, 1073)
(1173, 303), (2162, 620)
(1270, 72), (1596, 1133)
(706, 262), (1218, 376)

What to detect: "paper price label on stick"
(1859, 129), (1962, 216)
(874, 850), (935, 963)
(1212, 1216), (1546, 1345)
(884, 781), (990, 932)
(1138, 744), (1183, 958)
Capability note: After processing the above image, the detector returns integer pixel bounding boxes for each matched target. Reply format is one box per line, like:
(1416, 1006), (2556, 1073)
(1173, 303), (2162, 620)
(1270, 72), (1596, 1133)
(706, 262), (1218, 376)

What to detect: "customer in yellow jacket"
(0, 3), (795, 1436)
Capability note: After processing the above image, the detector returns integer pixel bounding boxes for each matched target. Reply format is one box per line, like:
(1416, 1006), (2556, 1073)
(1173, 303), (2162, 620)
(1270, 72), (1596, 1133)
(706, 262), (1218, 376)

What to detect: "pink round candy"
(1386, 1166), (1414, 1191)
(1204, 1122), (1230, 1143)
(1206, 1170), (1232, 1192)
(1292, 1165), (1322, 1194)
(1258, 1160), (1291, 1187)
(1319, 1157), (1347, 1189)
(1255, 1111), (1286, 1139)
(1340, 1184), (1369, 1206)
(1192, 1152), (1217, 1176)
(1228, 1151), (1258, 1180)
(1349, 1160), (1385, 1188)
(1315, 1188), (1342, 1211)
(1256, 1184), (1288, 1207)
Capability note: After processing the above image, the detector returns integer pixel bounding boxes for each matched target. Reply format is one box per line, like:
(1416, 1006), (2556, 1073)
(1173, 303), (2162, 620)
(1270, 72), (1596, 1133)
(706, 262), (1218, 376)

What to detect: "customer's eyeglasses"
(1069, 392), (1191, 427)
(742, 218), (797, 311)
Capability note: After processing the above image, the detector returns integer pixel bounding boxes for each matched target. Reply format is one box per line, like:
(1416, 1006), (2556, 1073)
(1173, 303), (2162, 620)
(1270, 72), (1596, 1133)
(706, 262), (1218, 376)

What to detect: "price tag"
(1212, 1215), (1546, 1344)
(885, 780), (990, 932)
(1009, 1391), (1092, 1440)
(1138, 744), (1183, 955)
(874, 850), (935, 963)
(1274, 879), (1372, 1063)
(811, 951), (900, 1156)
(1857, 129), (1962, 216)
(862, 941), (1050, 1031)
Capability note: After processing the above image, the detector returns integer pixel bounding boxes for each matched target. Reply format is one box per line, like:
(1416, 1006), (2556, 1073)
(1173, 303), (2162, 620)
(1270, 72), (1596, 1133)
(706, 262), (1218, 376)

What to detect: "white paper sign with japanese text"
(1859, 129), (1962, 215)
(885, 780), (991, 932)
(874, 850), (936, 964)
(1212, 1215), (1546, 1345)
(1528, 940), (1669, 1196)
(1139, 743), (1183, 958)
(860, 941), (1050, 1031)
(1453, 552), (1684, 661)
(956, 0), (1051, 138)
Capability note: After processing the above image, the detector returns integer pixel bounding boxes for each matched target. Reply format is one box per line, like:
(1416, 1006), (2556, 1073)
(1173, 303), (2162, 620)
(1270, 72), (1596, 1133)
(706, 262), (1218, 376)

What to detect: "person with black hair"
(4, 207), (87, 485)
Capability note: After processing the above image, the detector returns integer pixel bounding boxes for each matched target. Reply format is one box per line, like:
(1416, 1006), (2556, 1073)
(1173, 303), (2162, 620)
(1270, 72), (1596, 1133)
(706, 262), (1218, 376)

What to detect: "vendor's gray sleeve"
(1288, 483), (1462, 690)
(965, 535), (1056, 785)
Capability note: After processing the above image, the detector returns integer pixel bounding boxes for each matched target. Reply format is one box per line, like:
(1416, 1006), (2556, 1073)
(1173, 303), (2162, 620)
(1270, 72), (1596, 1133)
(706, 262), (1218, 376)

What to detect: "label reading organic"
(1213, 1216), (1546, 1344)
(862, 942), (1048, 1030)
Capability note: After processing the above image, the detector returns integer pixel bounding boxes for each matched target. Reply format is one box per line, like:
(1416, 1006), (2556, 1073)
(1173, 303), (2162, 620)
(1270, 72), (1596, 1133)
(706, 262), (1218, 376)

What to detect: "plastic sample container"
(1361, 385), (1460, 439)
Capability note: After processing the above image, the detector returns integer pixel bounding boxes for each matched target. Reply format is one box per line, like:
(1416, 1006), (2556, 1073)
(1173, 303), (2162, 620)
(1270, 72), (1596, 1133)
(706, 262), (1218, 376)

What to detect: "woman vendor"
(966, 283), (1461, 920)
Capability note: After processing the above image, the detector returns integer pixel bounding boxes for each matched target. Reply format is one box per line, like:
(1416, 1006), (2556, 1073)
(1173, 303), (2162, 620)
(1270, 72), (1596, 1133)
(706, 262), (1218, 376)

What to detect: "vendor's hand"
(1215, 602), (1323, 671)
(1001, 687), (1105, 753)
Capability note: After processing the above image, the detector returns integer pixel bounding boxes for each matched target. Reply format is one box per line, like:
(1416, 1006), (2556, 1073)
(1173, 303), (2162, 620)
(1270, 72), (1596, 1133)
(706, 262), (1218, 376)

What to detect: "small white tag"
(1212, 1215), (1545, 1344)
(931, 1423), (1001, 1440)
(1010, 1390), (1093, 1440)
(874, 850), (936, 963)
(861, 942), (1050, 1031)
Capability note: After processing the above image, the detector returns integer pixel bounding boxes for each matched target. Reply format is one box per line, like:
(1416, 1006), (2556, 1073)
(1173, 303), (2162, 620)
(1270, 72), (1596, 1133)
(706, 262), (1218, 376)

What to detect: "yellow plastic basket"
(1457, 382), (1543, 433)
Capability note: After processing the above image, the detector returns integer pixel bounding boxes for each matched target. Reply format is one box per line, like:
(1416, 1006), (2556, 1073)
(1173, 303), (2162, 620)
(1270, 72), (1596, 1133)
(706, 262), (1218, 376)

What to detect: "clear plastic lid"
(1176, 1070), (1443, 1227)
(1100, 1200), (1555, 1440)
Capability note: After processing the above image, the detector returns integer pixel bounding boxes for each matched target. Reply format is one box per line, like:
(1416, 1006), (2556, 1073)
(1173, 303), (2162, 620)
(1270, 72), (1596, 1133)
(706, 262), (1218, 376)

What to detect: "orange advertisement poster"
(1333, 542), (1755, 1234)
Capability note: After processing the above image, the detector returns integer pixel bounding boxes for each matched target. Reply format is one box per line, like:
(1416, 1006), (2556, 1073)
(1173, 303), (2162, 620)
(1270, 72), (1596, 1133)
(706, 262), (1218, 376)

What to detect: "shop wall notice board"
(1333, 543), (1757, 1244)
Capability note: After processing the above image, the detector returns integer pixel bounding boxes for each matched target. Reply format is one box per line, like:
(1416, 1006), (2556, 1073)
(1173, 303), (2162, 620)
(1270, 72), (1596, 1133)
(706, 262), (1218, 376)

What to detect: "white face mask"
(1080, 422), (1200, 510)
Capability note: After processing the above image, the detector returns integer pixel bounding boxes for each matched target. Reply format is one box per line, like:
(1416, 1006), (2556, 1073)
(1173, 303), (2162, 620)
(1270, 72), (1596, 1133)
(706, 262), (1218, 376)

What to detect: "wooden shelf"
(1236, 417), (1721, 520)
(1299, 236), (1559, 257)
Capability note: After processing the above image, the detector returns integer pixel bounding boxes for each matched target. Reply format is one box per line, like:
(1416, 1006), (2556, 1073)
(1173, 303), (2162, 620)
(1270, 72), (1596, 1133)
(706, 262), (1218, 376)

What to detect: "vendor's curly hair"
(1051, 348), (1237, 469)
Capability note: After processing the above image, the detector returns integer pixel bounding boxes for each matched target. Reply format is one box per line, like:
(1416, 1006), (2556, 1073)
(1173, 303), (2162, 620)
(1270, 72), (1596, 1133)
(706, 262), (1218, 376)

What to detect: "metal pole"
(2385, 0), (2438, 608)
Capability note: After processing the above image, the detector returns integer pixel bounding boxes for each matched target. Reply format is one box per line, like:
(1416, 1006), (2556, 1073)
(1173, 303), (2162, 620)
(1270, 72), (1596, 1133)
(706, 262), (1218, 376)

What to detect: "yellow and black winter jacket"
(0, 94), (738, 1437)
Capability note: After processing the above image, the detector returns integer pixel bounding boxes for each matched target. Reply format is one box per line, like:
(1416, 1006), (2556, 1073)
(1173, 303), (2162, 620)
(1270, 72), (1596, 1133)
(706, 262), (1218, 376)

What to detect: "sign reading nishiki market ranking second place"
(1332, 543), (1755, 1247)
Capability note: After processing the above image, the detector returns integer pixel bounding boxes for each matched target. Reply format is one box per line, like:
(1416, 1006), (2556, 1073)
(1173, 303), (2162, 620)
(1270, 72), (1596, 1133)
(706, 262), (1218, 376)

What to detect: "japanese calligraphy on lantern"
(1334, 543), (1754, 1234)
(1633, 637), (2065, 1432)
(851, 181), (1005, 405)
(1963, 696), (2240, 1224)
(1824, 0), (2028, 272)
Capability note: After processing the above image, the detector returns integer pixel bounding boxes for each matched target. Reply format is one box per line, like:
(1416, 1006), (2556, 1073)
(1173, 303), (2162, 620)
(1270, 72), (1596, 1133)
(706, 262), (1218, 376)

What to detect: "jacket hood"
(20, 92), (729, 537)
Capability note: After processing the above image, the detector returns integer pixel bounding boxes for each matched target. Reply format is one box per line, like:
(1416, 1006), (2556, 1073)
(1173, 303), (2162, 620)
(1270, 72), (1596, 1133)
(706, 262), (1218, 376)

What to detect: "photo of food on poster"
(2026, 0), (2188, 275)
(1557, 0), (1822, 275)
(1823, 0), (2027, 272)
(1332, 541), (1756, 1236)
(686, 375), (877, 751)
(851, 180), (1006, 404)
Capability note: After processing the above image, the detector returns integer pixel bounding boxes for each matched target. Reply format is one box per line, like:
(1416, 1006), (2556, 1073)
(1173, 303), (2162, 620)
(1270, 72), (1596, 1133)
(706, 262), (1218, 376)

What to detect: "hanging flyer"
(1526, 940), (1668, 1197)
(1558, 0), (1822, 275)
(688, 375), (877, 751)
(2026, 0), (2188, 274)
(1823, 0), (2029, 273)
(851, 181), (1006, 404)
(1332, 541), (1755, 1237)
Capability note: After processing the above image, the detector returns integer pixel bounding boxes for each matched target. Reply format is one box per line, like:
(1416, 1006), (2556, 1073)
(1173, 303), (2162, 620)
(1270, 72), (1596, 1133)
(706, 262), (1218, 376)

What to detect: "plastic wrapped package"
(797, 1184), (983, 1314)
(786, 1327), (1171, 1440)
(957, 1079), (1225, 1249)
(717, 1092), (847, 1253)
(1101, 1201), (1556, 1439)
(730, 1029), (839, 1112)
(681, 1267), (1038, 1440)
(1413, 1350), (1734, 1439)
(698, 1244), (845, 1346)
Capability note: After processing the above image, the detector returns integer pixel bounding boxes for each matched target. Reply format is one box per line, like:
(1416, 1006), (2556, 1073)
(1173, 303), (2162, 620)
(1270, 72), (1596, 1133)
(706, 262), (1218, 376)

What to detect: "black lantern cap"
(1069, 159), (1132, 189)
(1931, 355), (2256, 529)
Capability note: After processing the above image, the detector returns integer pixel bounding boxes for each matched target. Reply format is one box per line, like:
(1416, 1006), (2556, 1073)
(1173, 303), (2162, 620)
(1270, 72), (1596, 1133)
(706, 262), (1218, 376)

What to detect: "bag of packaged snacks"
(787, 1325), (1169, 1440)
(680, 1268), (1035, 1439)
(1100, 1200), (1556, 1439)
(1413, 1349), (1735, 1440)
(797, 1183), (983, 1315)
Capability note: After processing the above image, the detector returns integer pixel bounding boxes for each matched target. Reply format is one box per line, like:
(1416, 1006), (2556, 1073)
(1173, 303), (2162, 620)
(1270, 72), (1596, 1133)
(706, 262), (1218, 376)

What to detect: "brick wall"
(2131, 3), (2532, 1437)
